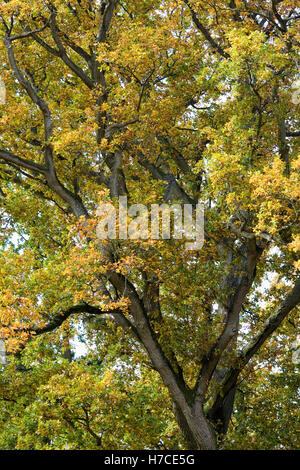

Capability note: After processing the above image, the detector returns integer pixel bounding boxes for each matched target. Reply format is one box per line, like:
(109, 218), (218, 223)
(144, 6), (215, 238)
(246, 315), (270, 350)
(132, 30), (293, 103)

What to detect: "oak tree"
(0, 0), (299, 450)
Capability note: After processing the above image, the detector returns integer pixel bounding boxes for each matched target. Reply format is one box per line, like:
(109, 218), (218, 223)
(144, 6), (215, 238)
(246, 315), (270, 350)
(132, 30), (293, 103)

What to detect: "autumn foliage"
(0, 0), (299, 450)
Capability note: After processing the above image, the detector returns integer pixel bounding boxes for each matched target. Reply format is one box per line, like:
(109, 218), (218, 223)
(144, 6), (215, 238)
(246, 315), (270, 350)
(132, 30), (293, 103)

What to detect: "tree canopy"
(0, 0), (299, 450)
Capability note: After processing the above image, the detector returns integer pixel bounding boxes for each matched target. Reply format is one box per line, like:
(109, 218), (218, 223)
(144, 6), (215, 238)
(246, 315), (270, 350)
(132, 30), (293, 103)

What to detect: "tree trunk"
(172, 399), (217, 450)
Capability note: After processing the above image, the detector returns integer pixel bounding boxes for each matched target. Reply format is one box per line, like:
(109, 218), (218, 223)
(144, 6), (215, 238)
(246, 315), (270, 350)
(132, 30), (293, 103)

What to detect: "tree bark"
(173, 400), (217, 450)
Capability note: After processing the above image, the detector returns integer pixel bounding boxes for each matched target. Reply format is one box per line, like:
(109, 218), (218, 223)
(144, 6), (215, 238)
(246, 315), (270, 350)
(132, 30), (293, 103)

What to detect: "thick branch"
(29, 303), (127, 335)
(4, 37), (53, 140)
(9, 20), (50, 41)
(156, 135), (192, 174)
(97, 0), (118, 43)
(0, 149), (47, 174)
(48, 12), (95, 89)
(183, 0), (230, 59)
(193, 238), (263, 403)
(138, 153), (195, 204)
(107, 271), (194, 403)
(240, 277), (300, 363)
(207, 277), (300, 421)
(4, 34), (90, 217)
